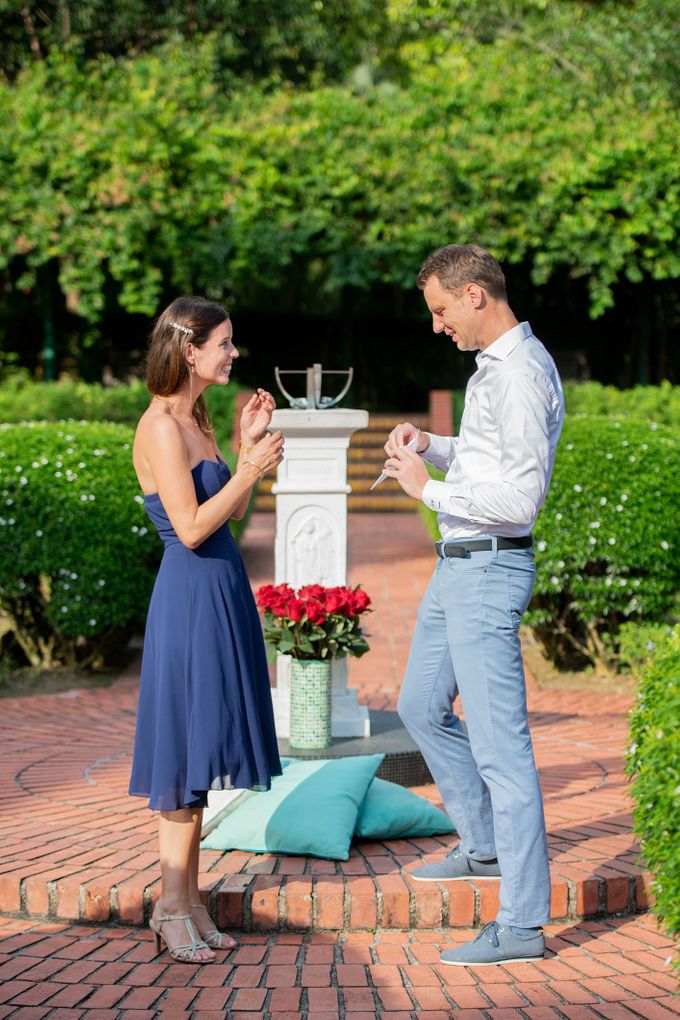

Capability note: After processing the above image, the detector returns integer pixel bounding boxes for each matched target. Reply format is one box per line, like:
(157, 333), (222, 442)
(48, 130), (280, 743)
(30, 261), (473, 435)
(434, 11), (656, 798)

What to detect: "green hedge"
(0, 376), (252, 544)
(563, 381), (680, 428)
(626, 625), (680, 938)
(419, 414), (680, 669)
(0, 421), (160, 668)
(0, 376), (241, 447)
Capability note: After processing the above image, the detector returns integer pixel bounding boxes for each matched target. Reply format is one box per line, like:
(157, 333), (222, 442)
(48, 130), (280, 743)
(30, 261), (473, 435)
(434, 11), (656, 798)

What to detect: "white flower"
(61, 606), (68, 613)
(134, 494), (144, 505)
(605, 577), (612, 586)
(78, 462), (85, 469)
(557, 560), (565, 569)
(5, 499), (12, 506)
(573, 484), (582, 493)
(616, 505), (624, 512)
(537, 541), (547, 552)
(621, 440), (629, 447)
(628, 456), (636, 463)
(605, 453), (613, 460)
(628, 743), (638, 755)
(88, 619), (97, 627)
(566, 443), (574, 450)
(55, 471), (62, 478)
(80, 495), (88, 502)
(660, 541), (669, 550)
(56, 461), (62, 468)
(619, 578), (627, 586)
(655, 730), (664, 740)
(41, 457), (48, 465)
(608, 537), (616, 545)
(139, 527), (148, 536)
(589, 521), (601, 529)
(555, 512), (563, 521)
(63, 583), (70, 590)
(621, 494), (628, 501)
(32, 461), (40, 469)
(599, 497), (607, 506)
(641, 443), (648, 450)
(35, 530), (43, 538)
(20, 477), (27, 485)
(589, 536), (597, 545)
(550, 575), (559, 585)
(88, 494), (95, 501)
(98, 579), (105, 587)
(15, 466), (22, 472)
(131, 525), (139, 533)
(70, 573), (77, 580)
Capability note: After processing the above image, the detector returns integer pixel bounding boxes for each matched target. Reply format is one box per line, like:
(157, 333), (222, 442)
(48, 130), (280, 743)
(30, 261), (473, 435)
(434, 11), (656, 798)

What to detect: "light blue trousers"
(397, 543), (551, 926)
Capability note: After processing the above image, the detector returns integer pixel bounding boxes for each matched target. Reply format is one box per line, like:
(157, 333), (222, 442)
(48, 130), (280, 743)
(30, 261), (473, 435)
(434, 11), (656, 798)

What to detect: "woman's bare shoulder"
(133, 404), (186, 476)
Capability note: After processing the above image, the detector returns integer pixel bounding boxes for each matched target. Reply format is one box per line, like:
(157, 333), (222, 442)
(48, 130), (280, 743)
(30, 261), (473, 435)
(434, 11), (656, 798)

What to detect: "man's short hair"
(417, 244), (507, 301)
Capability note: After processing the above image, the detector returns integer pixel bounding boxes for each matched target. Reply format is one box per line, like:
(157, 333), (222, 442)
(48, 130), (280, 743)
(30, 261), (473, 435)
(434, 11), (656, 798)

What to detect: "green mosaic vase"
(289, 658), (332, 750)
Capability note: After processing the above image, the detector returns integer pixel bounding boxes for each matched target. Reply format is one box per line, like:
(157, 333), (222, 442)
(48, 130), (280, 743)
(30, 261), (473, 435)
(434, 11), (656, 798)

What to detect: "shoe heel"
(152, 930), (161, 955)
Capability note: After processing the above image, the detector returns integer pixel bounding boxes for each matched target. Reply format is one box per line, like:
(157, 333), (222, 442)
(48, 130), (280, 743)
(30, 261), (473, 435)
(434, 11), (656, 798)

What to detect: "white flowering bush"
(626, 625), (680, 938)
(0, 421), (161, 669)
(528, 415), (679, 668)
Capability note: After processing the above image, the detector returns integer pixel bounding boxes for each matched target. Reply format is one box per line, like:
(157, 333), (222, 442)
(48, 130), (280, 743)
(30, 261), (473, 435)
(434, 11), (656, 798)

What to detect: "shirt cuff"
(422, 478), (452, 512)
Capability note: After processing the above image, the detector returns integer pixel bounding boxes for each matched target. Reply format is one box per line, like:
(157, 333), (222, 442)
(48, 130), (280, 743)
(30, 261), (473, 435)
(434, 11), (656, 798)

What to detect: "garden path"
(0, 510), (675, 1020)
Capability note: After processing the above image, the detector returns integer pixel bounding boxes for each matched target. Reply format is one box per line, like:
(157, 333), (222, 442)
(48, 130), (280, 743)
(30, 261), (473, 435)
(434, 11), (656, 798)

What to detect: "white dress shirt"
(421, 321), (565, 540)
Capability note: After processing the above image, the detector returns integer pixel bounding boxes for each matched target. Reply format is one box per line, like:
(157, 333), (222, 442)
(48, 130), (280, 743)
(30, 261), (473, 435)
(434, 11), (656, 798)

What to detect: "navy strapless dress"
(128, 457), (281, 811)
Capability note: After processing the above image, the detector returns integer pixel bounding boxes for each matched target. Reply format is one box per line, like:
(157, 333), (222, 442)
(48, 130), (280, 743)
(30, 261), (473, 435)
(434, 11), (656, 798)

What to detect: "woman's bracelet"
(243, 458), (265, 481)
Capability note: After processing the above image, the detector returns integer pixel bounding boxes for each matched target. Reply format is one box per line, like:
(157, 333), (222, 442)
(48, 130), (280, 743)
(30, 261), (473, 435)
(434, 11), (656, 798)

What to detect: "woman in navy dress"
(129, 296), (283, 963)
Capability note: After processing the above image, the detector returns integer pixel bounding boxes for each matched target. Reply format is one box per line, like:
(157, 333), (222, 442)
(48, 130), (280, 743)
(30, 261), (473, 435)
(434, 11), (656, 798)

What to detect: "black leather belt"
(435, 536), (533, 558)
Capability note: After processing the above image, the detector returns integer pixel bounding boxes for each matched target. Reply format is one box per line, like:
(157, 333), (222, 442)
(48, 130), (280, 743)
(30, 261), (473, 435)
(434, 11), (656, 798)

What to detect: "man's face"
(422, 274), (480, 351)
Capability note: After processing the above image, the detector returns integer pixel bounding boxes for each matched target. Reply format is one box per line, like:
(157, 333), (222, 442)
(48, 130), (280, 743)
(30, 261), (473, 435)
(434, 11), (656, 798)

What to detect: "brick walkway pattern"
(1, 510), (676, 1018)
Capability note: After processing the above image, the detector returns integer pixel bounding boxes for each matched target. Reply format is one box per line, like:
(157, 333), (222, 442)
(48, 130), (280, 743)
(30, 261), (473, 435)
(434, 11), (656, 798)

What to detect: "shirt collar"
(476, 321), (533, 363)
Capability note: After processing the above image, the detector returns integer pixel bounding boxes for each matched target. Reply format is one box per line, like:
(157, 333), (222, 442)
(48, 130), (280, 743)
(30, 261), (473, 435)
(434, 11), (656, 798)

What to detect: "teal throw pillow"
(355, 777), (455, 840)
(201, 754), (384, 860)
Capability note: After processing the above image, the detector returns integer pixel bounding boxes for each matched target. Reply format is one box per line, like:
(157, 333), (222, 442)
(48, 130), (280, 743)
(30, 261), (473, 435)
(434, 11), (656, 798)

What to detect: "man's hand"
(383, 446), (431, 500)
(384, 422), (430, 458)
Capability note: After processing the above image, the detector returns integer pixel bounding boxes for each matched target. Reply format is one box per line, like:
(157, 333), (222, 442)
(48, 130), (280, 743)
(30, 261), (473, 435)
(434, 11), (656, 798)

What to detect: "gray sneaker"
(440, 921), (545, 966)
(411, 845), (501, 882)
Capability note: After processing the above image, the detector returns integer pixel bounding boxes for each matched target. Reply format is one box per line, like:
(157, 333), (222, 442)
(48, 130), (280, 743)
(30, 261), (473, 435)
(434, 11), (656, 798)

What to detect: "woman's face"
(191, 319), (239, 385)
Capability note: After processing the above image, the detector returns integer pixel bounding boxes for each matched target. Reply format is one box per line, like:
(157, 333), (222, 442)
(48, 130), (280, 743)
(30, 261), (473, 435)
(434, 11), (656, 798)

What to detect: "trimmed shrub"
(528, 415), (680, 668)
(563, 380), (680, 428)
(418, 415), (679, 669)
(626, 625), (680, 937)
(0, 421), (160, 668)
(0, 376), (242, 452)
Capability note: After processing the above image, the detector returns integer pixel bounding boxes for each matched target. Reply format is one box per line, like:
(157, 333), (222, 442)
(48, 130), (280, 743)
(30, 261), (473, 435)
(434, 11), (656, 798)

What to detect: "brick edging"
(0, 868), (652, 932)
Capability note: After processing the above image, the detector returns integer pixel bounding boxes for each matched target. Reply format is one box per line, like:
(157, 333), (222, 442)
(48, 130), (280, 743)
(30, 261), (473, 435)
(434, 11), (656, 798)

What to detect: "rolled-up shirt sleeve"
(421, 373), (556, 528)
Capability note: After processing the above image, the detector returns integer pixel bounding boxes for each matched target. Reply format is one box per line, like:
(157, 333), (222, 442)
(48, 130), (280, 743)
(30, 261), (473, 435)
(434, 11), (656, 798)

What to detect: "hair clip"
(170, 321), (194, 336)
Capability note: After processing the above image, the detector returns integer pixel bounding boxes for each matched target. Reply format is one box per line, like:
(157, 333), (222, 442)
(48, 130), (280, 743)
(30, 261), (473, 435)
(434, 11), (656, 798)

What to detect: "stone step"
(254, 492), (414, 513)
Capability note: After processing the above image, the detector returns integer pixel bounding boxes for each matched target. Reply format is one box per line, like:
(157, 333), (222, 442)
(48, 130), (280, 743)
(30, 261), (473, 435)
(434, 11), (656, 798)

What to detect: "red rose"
(349, 588), (371, 614)
(305, 600), (326, 625)
(287, 598), (305, 622)
(270, 598), (291, 617)
(298, 584), (326, 601)
(323, 588), (351, 615)
(256, 583), (295, 611)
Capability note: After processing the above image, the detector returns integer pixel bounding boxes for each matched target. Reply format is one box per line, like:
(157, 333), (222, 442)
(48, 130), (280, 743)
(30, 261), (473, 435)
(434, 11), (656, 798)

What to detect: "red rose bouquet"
(255, 583), (371, 661)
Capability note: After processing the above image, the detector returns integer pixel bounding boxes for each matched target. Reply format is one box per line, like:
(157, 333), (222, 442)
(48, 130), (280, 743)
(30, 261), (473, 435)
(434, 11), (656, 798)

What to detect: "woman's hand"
(240, 389), (276, 446)
(241, 430), (285, 480)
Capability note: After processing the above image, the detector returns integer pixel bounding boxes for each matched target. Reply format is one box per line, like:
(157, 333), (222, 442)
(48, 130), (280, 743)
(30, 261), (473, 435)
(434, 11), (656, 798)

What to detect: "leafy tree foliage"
(0, 0), (383, 84)
(0, 1), (677, 379)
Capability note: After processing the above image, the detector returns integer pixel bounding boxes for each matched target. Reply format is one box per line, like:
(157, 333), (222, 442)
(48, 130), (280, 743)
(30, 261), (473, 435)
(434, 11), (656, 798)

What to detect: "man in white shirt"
(385, 244), (564, 966)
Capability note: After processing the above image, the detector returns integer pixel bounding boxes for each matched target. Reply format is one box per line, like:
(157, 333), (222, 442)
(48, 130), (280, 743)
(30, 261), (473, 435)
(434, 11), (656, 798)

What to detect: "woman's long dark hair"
(146, 295), (229, 435)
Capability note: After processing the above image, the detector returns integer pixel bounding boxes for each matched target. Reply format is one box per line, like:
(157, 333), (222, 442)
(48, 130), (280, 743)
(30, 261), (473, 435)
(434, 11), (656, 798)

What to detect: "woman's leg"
(155, 808), (214, 962)
(188, 809), (238, 948)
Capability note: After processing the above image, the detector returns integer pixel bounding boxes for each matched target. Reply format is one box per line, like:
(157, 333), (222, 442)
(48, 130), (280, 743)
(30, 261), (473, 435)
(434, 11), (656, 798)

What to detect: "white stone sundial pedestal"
(268, 407), (370, 738)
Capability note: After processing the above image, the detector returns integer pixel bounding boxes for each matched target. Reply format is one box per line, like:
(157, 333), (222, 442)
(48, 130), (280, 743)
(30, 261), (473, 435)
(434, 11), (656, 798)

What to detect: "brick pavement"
(1, 509), (676, 1016)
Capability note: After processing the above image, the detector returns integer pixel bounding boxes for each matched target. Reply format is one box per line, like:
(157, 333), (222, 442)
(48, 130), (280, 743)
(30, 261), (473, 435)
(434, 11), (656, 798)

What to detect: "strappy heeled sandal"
(191, 902), (238, 950)
(149, 908), (214, 963)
